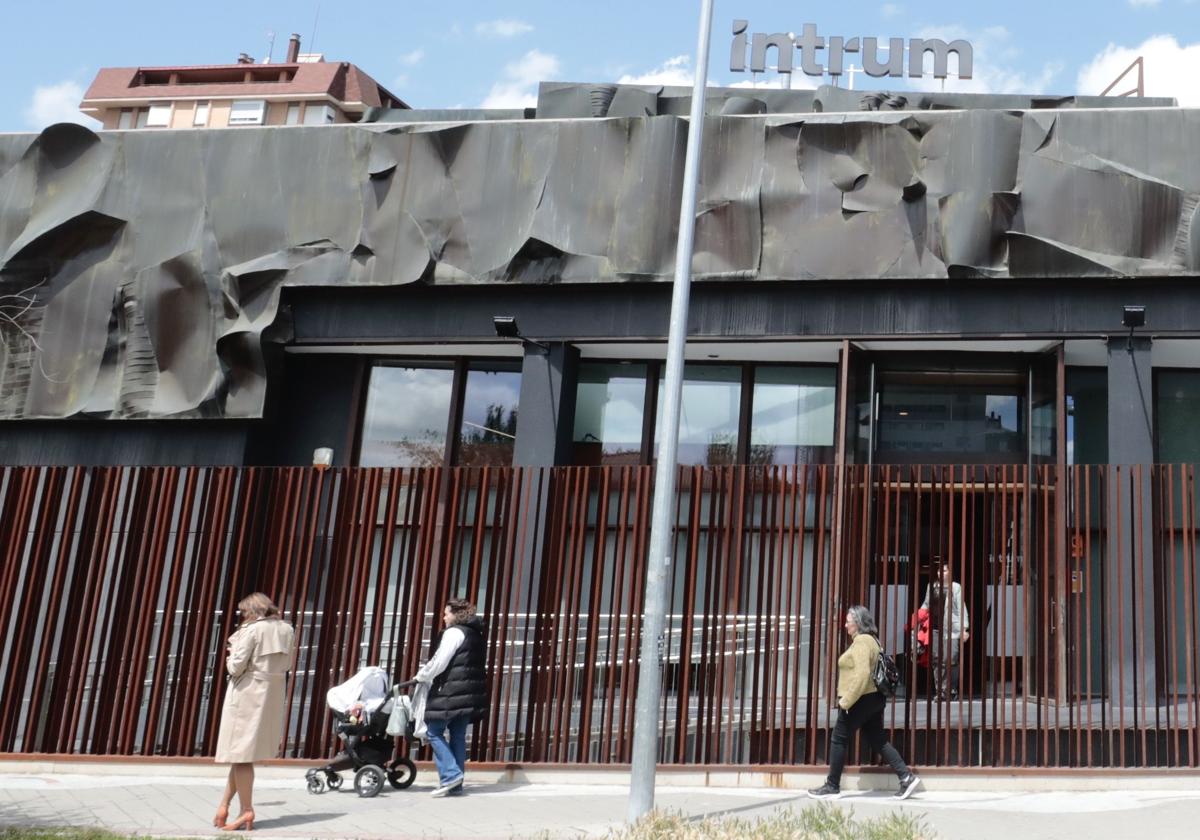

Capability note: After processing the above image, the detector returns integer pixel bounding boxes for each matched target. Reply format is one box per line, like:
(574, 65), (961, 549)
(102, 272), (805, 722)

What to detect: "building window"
(117, 109), (134, 130)
(572, 361), (838, 466)
(750, 366), (837, 464)
(358, 361), (522, 468)
(1066, 368), (1107, 466)
(302, 104), (334, 125)
(134, 108), (150, 129)
(193, 101), (210, 126)
(1157, 370), (1200, 463)
(228, 99), (266, 126)
(145, 102), (172, 127)
(285, 103), (301, 125)
(456, 364), (521, 466)
(656, 365), (743, 466)
(573, 363), (648, 465)
(359, 364), (455, 468)
(874, 372), (1025, 464)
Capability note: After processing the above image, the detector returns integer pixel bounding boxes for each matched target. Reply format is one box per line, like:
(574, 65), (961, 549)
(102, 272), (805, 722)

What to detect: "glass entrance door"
(857, 353), (1065, 705)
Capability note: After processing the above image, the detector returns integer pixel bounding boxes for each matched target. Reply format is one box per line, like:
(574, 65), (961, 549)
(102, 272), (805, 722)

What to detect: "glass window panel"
(750, 366), (836, 464)
(117, 109), (134, 130)
(193, 102), (210, 126)
(1066, 368), (1107, 466)
(572, 363), (648, 465)
(876, 377), (1025, 463)
(358, 365), (454, 467)
(134, 108), (149, 129)
(229, 99), (266, 125)
(1157, 371), (1200, 463)
(285, 103), (301, 125)
(655, 365), (741, 466)
(456, 364), (521, 466)
(146, 102), (171, 127)
(303, 104), (333, 125)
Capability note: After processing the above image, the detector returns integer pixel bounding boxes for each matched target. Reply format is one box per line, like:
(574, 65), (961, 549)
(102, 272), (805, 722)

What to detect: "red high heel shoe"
(212, 807), (229, 828)
(222, 810), (255, 831)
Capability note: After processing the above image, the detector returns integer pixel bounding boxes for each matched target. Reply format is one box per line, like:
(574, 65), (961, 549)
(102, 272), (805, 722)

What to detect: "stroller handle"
(394, 679), (417, 690)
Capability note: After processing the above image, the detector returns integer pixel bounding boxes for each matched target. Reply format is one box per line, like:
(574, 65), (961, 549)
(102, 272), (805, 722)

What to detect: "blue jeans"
(425, 714), (470, 785)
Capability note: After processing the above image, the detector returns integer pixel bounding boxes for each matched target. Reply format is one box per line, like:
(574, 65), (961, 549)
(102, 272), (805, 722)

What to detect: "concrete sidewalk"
(3, 766), (1200, 840)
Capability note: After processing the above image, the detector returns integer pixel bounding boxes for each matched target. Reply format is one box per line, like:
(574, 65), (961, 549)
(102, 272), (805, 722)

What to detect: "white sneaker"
(432, 773), (464, 797)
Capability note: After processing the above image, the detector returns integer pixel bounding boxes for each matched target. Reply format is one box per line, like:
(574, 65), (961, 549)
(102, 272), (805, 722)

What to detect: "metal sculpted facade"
(0, 107), (1198, 420)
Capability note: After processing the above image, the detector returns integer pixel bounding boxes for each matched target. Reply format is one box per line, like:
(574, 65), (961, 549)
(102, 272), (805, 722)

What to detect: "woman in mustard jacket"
(212, 593), (295, 831)
(808, 605), (920, 801)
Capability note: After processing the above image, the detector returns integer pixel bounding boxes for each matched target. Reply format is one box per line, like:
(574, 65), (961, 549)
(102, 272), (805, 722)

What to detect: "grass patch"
(562, 803), (935, 840)
(0, 830), (137, 840)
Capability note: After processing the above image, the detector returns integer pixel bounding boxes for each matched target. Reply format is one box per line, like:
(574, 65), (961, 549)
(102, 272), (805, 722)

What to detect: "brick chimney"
(286, 33), (301, 63)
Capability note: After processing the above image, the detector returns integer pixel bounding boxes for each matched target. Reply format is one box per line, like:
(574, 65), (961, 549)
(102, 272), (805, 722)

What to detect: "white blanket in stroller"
(326, 666), (390, 717)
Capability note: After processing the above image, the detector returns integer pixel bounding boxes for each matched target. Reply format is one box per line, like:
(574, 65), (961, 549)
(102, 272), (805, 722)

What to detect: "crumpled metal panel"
(0, 107), (1197, 420)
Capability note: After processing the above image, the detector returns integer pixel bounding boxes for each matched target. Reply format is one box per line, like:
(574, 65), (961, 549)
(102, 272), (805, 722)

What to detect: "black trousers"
(826, 692), (911, 786)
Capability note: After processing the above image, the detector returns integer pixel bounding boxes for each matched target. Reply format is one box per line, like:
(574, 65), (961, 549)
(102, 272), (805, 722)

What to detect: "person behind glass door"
(922, 562), (970, 700)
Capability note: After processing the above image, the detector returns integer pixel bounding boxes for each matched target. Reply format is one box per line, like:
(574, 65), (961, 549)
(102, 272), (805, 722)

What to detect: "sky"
(4, 0), (1200, 131)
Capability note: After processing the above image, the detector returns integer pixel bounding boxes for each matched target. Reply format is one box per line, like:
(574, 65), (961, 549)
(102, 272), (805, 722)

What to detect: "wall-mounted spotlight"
(1122, 305), (1145, 351)
(493, 315), (549, 352)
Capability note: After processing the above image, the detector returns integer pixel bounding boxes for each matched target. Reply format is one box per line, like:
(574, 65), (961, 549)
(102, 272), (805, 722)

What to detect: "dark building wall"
(0, 421), (253, 466)
(286, 279), (1200, 344)
(246, 353), (364, 467)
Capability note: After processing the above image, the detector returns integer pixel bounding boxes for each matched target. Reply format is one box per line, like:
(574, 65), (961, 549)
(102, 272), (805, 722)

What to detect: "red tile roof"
(81, 61), (407, 111)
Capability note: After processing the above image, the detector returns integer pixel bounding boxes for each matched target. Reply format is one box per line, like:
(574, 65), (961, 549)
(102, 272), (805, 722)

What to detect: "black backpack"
(871, 637), (901, 699)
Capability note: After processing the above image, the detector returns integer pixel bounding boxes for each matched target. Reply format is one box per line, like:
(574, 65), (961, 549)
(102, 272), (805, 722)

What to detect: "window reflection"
(359, 365), (454, 467)
(656, 365), (742, 466)
(750, 367), (837, 464)
(572, 363), (648, 466)
(1066, 369), (1107, 466)
(1157, 371), (1200, 463)
(877, 379), (1024, 463)
(457, 365), (521, 466)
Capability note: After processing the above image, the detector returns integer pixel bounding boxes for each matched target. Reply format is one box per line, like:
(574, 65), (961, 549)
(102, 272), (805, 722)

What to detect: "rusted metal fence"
(0, 464), (1197, 767)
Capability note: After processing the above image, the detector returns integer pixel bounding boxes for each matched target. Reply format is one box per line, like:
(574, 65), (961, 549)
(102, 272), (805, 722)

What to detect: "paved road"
(3, 771), (1200, 839)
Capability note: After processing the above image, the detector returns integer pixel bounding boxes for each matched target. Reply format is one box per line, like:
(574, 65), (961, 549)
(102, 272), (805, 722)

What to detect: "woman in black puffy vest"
(413, 598), (488, 797)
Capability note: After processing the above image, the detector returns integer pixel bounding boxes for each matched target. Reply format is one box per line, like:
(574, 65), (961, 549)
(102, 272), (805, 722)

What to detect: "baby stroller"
(305, 666), (417, 797)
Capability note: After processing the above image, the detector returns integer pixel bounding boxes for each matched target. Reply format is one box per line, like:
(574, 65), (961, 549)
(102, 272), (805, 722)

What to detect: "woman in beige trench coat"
(213, 593), (295, 831)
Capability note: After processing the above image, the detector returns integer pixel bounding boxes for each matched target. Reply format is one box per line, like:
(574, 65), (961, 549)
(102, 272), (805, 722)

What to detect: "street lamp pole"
(627, 0), (715, 822)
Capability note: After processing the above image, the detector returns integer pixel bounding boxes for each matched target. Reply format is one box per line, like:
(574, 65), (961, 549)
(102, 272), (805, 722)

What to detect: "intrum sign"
(730, 20), (973, 80)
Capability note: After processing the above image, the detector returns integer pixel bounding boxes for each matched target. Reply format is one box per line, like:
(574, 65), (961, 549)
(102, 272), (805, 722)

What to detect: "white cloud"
(1128, 0), (1161, 7)
(399, 49), (424, 66)
(621, 55), (814, 91)
(481, 50), (560, 108)
(1078, 35), (1200, 105)
(618, 55), (694, 86)
(882, 3), (904, 18)
(475, 19), (534, 38)
(24, 80), (97, 129)
(906, 25), (1062, 95)
(728, 75), (817, 91)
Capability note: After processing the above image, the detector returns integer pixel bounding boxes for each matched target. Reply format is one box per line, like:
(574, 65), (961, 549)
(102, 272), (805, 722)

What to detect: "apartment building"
(78, 33), (407, 129)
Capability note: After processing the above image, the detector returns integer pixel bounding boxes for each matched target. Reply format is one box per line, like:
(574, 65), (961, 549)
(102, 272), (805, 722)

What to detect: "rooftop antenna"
(265, 30), (276, 63)
(309, 4), (322, 58)
(1101, 55), (1144, 97)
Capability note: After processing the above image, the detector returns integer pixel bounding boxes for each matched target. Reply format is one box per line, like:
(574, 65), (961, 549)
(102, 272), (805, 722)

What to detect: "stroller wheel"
(306, 774), (326, 794)
(354, 764), (385, 798)
(387, 757), (417, 790)
(326, 772), (343, 790)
